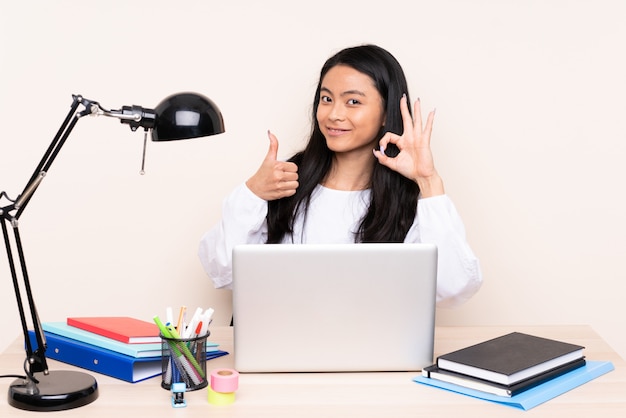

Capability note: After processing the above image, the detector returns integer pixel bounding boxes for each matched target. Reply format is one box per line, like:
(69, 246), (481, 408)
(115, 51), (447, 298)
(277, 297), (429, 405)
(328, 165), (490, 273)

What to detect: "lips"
(326, 127), (350, 136)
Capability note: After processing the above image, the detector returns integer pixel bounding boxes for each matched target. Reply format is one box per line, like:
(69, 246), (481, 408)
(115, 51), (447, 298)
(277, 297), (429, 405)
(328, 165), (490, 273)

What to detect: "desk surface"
(1, 325), (624, 417)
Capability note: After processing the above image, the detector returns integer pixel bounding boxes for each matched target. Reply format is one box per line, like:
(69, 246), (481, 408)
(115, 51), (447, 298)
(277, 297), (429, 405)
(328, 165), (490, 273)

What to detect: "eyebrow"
(320, 87), (366, 97)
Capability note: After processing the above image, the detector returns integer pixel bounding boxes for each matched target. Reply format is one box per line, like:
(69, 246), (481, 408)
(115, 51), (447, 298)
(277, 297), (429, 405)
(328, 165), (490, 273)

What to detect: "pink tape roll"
(210, 368), (239, 393)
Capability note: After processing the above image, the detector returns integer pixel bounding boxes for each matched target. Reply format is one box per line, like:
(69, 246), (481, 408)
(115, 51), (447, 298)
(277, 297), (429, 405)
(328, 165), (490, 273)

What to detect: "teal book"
(414, 360), (614, 410)
(42, 322), (219, 358)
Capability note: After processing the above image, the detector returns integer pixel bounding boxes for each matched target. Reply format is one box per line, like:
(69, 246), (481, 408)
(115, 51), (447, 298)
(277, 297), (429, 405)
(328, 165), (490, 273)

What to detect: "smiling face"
(316, 65), (386, 158)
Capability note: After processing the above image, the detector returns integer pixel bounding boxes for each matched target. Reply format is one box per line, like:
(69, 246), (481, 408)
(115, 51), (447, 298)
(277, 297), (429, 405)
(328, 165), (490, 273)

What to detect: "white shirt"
(198, 183), (482, 308)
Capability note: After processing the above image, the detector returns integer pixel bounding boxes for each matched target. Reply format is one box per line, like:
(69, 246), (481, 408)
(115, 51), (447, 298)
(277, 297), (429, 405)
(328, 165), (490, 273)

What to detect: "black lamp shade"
(152, 92), (225, 141)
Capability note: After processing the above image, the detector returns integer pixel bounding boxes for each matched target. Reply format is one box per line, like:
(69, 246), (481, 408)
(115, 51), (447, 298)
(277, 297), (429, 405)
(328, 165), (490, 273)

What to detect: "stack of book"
(422, 332), (586, 397)
(28, 316), (227, 383)
(416, 332), (614, 410)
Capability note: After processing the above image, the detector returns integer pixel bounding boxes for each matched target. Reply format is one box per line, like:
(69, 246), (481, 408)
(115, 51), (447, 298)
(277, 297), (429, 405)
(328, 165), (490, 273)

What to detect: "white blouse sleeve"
(198, 183), (268, 289)
(405, 195), (482, 308)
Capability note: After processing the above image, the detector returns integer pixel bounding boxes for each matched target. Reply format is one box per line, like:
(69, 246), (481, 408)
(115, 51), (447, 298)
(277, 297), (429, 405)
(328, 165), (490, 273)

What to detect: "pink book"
(67, 316), (161, 344)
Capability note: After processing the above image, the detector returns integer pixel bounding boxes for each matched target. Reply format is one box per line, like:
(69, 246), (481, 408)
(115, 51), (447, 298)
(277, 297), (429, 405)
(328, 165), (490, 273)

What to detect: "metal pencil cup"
(160, 332), (210, 391)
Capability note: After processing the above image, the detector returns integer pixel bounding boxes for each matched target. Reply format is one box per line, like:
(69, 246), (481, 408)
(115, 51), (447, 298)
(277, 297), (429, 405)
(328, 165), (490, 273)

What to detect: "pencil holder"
(160, 332), (210, 391)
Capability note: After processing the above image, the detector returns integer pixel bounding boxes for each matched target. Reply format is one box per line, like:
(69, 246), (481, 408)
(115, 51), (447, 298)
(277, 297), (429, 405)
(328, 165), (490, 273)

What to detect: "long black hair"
(266, 44), (420, 243)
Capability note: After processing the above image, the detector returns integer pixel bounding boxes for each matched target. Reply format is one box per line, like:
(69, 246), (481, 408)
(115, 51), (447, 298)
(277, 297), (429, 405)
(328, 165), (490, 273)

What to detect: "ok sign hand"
(373, 95), (444, 198)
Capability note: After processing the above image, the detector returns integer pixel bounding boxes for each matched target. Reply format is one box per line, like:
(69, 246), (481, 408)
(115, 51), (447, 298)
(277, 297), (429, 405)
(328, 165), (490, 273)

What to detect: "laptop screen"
(232, 243), (438, 372)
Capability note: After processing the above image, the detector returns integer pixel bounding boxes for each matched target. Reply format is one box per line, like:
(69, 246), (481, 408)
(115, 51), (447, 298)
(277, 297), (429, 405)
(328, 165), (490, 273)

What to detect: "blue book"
(414, 360), (614, 410)
(28, 330), (229, 383)
(42, 322), (219, 358)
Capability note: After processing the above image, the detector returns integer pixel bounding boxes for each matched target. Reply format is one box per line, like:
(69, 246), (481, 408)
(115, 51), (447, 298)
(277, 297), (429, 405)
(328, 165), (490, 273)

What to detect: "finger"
(372, 148), (395, 170)
(377, 131), (402, 156)
(278, 187), (298, 198)
(378, 131), (395, 147)
(265, 130), (279, 161)
(377, 132), (389, 155)
(400, 94), (414, 136)
(421, 109), (436, 146)
(413, 98), (423, 133)
(278, 168), (299, 181)
(373, 138), (395, 161)
(280, 161), (299, 173)
(373, 147), (384, 160)
(274, 176), (299, 199)
(279, 180), (299, 193)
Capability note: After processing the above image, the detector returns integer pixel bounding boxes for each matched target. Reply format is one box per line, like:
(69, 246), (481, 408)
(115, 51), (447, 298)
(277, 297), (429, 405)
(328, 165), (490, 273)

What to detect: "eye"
(347, 98), (361, 105)
(320, 95), (332, 103)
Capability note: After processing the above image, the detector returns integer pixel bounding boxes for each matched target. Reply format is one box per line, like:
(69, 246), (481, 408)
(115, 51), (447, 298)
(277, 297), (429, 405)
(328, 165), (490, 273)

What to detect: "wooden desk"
(1, 325), (624, 417)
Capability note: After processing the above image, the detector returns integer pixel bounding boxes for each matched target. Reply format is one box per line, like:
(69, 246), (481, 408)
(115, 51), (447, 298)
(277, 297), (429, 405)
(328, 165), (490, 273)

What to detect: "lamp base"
(8, 370), (98, 411)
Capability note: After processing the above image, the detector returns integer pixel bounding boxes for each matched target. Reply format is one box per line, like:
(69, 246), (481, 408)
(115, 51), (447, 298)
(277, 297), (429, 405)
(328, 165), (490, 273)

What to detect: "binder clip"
(171, 382), (187, 408)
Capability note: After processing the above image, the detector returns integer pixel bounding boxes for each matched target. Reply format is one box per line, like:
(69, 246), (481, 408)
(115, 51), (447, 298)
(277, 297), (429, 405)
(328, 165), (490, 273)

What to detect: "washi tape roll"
(210, 368), (239, 393)
(207, 385), (235, 405)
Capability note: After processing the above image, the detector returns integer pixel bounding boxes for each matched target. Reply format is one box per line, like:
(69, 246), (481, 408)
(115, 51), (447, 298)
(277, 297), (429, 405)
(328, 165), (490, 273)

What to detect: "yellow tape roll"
(207, 385), (235, 405)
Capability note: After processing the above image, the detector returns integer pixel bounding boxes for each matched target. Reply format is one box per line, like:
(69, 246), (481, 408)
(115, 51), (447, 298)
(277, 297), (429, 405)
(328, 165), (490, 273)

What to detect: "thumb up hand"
(246, 131), (299, 201)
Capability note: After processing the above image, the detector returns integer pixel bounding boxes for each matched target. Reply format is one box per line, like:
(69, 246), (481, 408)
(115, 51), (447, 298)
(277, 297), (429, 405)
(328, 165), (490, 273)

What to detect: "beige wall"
(1, 0), (625, 360)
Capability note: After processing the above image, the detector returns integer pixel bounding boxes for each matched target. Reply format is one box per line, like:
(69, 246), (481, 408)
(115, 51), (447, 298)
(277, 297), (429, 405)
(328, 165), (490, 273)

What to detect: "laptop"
(232, 243), (438, 373)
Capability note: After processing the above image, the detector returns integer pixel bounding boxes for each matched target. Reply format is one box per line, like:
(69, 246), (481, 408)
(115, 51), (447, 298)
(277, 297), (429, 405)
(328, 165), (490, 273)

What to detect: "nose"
(329, 103), (345, 121)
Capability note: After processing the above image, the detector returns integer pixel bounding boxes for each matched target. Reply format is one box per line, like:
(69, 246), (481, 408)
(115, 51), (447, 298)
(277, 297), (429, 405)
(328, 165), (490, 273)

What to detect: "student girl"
(198, 44), (482, 307)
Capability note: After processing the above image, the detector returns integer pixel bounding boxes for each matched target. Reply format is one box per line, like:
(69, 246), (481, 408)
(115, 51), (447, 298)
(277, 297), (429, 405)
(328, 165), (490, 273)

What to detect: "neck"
(322, 153), (374, 191)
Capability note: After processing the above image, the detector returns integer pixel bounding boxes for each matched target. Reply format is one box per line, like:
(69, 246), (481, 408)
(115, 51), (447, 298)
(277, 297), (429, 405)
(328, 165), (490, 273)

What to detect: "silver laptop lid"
(232, 243), (437, 372)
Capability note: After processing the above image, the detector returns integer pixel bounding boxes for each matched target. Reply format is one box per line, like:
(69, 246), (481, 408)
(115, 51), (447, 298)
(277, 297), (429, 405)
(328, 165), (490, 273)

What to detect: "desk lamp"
(0, 92), (225, 411)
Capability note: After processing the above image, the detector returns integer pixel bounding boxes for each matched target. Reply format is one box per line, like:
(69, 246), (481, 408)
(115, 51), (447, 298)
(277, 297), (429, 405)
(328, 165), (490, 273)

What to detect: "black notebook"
(436, 332), (585, 385)
(423, 357), (586, 397)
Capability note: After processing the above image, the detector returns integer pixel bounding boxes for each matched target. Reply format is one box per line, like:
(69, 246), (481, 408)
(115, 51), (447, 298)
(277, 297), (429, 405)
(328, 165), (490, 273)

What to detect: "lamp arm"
(1, 221), (37, 371)
(1, 220), (48, 380)
(0, 95), (90, 380)
(13, 96), (83, 219)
